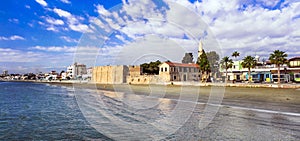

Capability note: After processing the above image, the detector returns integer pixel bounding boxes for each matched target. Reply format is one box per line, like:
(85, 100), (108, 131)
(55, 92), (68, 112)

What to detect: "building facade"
(67, 62), (87, 79)
(159, 62), (200, 82)
(92, 65), (129, 84)
(289, 57), (300, 68)
(2, 70), (8, 76)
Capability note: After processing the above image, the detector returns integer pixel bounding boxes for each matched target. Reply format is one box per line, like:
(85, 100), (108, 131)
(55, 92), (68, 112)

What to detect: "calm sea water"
(0, 82), (110, 140)
(1, 82), (299, 140)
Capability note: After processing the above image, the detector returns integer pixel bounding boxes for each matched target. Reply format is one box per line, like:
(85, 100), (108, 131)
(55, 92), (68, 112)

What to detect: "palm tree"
(221, 56), (233, 83)
(232, 51), (240, 61)
(241, 56), (257, 82)
(269, 50), (288, 84)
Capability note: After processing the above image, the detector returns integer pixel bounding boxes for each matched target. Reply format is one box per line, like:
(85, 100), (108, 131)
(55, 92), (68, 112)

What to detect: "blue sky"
(0, 0), (299, 73)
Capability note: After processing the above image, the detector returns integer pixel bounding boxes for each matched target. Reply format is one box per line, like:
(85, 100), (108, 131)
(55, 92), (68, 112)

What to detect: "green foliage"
(220, 56), (233, 83)
(232, 51), (240, 59)
(197, 51), (211, 74)
(269, 50), (288, 84)
(206, 51), (220, 65)
(140, 60), (161, 75)
(241, 56), (257, 70)
(241, 55), (257, 81)
(181, 53), (194, 63)
(220, 56), (233, 70)
(269, 50), (288, 66)
(206, 51), (220, 75)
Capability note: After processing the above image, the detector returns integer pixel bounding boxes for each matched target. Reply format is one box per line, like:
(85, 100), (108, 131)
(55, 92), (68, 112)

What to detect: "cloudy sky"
(0, 0), (299, 73)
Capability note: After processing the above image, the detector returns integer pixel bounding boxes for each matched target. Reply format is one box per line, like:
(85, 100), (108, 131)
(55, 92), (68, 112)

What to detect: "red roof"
(164, 62), (199, 68)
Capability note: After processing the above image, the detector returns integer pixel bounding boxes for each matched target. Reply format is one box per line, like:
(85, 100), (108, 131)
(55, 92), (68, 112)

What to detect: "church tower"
(198, 40), (204, 58)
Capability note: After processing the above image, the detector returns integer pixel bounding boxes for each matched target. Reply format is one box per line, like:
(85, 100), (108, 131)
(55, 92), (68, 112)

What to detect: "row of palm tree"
(221, 50), (288, 84)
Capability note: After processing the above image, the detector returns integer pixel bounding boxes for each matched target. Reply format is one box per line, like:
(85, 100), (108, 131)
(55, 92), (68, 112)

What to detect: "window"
(189, 68), (191, 72)
(161, 67), (163, 72)
(184, 68), (187, 72)
(165, 67), (167, 72)
(179, 68), (182, 72)
(174, 76), (176, 80)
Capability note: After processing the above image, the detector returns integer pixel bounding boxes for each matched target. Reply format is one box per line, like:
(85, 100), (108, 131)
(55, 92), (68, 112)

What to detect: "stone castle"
(92, 40), (204, 84)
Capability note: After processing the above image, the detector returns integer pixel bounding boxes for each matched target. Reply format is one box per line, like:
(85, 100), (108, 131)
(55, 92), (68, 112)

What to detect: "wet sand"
(25, 81), (300, 140)
(39, 81), (300, 113)
(70, 83), (300, 140)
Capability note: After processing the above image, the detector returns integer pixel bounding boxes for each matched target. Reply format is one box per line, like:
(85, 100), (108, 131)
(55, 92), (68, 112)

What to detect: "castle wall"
(129, 65), (142, 77)
(127, 75), (161, 84)
(92, 65), (129, 84)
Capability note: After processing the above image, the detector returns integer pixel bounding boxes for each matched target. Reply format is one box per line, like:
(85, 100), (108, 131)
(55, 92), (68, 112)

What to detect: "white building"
(61, 72), (67, 80)
(66, 62), (87, 79)
(82, 67), (93, 80)
(2, 70), (8, 76)
(159, 62), (200, 82)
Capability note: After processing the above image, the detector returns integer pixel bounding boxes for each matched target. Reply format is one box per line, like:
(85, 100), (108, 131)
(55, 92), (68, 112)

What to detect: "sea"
(0, 82), (299, 140)
(0, 82), (109, 140)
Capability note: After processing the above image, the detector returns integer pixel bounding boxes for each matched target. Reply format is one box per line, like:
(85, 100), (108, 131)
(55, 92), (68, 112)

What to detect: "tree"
(269, 50), (288, 84)
(182, 53), (194, 64)
(220, 56), (233, 83)
(207, 51), (220, 65)
(140, 60), (161, 75)
(206, 51), (220, 78)
(232, 51), (240, 60)
(197, 51), (211, 82)
(241, 56), (257, 82)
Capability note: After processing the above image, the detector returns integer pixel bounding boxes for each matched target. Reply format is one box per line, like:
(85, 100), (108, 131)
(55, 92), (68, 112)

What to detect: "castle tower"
(198, 40), (204, 58)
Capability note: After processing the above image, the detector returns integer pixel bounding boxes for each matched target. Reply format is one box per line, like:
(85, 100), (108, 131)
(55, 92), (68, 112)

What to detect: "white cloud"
(60, 36), (79, 43)
(8, 18), (19, 24)
(45, 17), (64, 25)
(0, 48), (75, 73)
(151, 0), (300, 58)
(0, 48), (40, 62)
(31, 46), (76, 52)
(0, 35), (25, 41)
(69, 24), (92, 33)
(60, 0), (71, 4)
(83, 0), (300, 66)
(46, 26), (59, 32)
(35, 0), (48, 7)
(52, 8), (91, 33)
(53, 8), (72, 18)
(25, 5), (31, 9)
(95, 4), (111, 16)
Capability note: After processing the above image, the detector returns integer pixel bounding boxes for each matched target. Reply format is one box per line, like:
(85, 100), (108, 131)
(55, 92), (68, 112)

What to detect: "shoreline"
(3, 80), (300, 113)
(3, 79), (300, 89)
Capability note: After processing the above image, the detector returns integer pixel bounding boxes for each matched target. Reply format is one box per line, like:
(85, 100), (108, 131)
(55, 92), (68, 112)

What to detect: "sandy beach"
(30, 80), (300, 113)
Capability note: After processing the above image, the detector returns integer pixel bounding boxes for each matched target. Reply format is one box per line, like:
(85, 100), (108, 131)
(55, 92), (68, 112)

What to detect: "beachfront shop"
(250, 71), (272, 83)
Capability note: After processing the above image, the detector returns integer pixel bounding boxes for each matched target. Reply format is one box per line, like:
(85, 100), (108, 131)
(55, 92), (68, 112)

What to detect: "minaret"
(198, 40), (204, 58)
